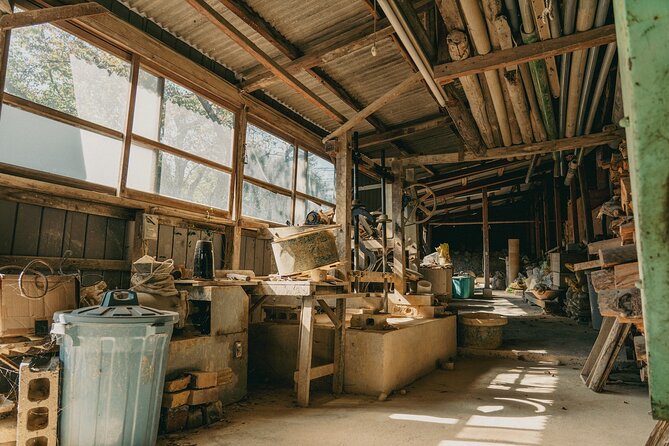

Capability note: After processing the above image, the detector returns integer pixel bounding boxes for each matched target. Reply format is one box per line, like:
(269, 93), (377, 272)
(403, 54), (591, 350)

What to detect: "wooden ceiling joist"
(434, 24), (617, 84)
(358, 114), (452, 148)
(0, 2), (106, 29)
(242, 20), (394, 92)
(323, 72), (422, 143)
(185, 0), (346, 124)
(401, 128), (625, 166)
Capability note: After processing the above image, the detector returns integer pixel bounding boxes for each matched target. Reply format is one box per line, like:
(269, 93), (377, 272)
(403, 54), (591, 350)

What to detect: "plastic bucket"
(452, 275), (475, 299)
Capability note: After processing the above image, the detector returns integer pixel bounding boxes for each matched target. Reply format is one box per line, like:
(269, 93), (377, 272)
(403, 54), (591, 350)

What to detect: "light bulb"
(371, 44), (377, 57)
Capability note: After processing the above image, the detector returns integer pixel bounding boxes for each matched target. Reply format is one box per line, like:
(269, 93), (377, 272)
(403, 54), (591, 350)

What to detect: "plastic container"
(586, 271), (603, 330)
(452, 275), (475, 299)
(52, 290), (179, 446)
(458, 312), (508, 349)
(416, 280), (432, 294)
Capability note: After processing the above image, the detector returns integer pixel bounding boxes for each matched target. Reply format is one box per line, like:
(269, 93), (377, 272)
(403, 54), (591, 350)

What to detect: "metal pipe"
(352, 132), (360, 292)
(380, 150), (389, 312)
(376, 0), (448, 107)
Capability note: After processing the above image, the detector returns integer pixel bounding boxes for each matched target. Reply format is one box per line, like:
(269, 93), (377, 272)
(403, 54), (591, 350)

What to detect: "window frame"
(0, 3), (336, 226)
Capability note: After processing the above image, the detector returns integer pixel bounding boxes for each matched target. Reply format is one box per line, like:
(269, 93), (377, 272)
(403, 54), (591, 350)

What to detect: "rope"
(130, 258), (178, 297)
(540, 0), (554, 24)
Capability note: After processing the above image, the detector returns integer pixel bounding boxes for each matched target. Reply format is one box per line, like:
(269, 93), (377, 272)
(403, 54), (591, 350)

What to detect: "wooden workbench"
(250, 280), (371, 407)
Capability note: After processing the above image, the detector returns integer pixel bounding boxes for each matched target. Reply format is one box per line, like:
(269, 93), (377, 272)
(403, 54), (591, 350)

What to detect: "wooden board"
(614, 262), (639, 289)
(597, 287), (642, 318)
(37, 207), (66, 257)
(587, 237), (622, 255)
(599, 244), (637, 268)
(12, 204), (42, 256)
(573, 259), (602, 271)
(0, 200), (17, 255)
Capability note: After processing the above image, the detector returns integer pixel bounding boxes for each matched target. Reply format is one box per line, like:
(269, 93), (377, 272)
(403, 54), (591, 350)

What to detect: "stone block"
(160, 406), (188, 433)
(164, 374), (191, 393)
(188, 371), (218, 389)
(162, 390), (190, 409)
(188, 387), (219, 405)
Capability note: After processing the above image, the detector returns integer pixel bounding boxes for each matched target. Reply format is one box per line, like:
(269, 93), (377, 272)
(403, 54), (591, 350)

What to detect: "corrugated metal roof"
(116, 0), (456, 153)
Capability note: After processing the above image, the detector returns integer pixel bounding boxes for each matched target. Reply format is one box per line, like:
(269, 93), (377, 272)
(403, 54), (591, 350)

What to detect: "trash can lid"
(54, 290), (179, 325)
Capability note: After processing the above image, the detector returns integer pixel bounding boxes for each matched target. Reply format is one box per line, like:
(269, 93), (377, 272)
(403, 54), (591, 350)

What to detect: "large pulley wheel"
(403, 184), (436, 225)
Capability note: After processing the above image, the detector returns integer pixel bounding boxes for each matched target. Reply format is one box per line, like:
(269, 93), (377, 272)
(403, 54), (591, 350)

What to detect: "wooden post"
(230, 105), (248, 270)
(332, 297), (345, 395)
(533, 193), (542, 255)
(570, 180), (580, 243)
(578, 163), (594, 243)
(391, 160), (406, 295)
(335, 133), (352, 290)
(542, 183), (551, 250)
(482, 187), (490, 292)
(117, 54), (140, 196)
(0, 27), (10, 121)
(553, 176), (563, 248)
(296, 296), (315, 407)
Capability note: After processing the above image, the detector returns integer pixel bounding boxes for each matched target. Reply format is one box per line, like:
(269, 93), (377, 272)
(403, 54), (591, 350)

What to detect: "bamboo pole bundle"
(564, 0), (598, 138)
(459, 0), (513, 147)
(518, 0), (558, 140)
(500, 71), (523, 145)
(529, 0), (560, 97)
(478, 72), (504, 147)
(487, 7), (534, 144)
(520, 63), (548, 142)
(446, 31), (496, 148)
(559, 0), (578, 138)
(576, 0), (612, 136)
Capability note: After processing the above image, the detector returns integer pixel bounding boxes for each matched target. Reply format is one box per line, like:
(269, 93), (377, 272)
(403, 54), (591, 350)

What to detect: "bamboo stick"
(520, 63), (548, 142)
(529, 0), (560, 97)
(565, 0), (598, 138)
(447, 30), (496, 148)
(459, 0), (512, 146)
(478, 72), (504, 147)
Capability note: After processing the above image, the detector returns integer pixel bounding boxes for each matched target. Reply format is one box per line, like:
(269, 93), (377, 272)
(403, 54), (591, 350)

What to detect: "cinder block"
(188, 371), (218, 389)
(17, 357), (59, 446)
(160, 406), (188, 433)
(164, 374), (191, 393)
(187, 406), (204, 429)
(162, 390), (190, 409)
(188, 387), (219, 405)
(350, 314), (390, 330)
(204, 401), (224, 425)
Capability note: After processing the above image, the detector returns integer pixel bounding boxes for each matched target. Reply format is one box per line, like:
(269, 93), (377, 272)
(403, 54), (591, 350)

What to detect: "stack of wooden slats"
(575, 226), (644, 391)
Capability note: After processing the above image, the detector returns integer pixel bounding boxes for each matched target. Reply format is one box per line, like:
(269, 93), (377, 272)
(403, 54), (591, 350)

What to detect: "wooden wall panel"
(12, 204), (42, 256)
(0, 200), (17, 255)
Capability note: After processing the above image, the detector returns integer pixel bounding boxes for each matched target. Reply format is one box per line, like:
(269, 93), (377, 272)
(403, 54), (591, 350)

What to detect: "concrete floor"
(159, 293), (654, 446)
(158, 357), (654, 446)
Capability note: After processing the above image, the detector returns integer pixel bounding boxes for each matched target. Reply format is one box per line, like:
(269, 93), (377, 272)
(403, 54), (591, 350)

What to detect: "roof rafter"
(0, 2), (106, 29)
(185, 0), (346, 124)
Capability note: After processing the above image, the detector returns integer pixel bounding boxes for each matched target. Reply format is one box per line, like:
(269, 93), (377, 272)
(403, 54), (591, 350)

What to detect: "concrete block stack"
(160, 371), (224, 434)
(17, 357), (60, 446)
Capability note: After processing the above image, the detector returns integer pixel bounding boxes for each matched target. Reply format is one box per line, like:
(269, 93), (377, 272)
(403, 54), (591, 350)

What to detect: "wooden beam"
(391, 160), (406, 294)
(0, 2), (106, 29)
(242, 21), (394, 92)
(231, 105), (248, 270)
(401, 128), (625, 166)
(0, 255), (130, 271)
(599, 244), (638, 268)
(482, 187), (490, 290)
(0, 1), (12, 15)
(118, 54), (140, 196)
(216, 0), (300, 59)
(185, 0), (345, 124)
(323, 72), (422, 142)
(0, 27), (8, 121)
(359, 115), (451, 148)
(434, 24), (617, 84)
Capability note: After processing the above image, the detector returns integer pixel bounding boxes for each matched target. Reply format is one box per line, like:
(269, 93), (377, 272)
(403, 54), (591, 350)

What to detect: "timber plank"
(62, 211), (87, 258)
(37, 207), (66, 257)
(614, 262), (639, 289)
(84, 215), (107, 259)
(599, 244), (637, 268)
(588, 237), (622, 255)
(156, 224), (174, 262)
(104, 218), (126, 260)
(590, 269), (615, 292)
(172, 227), (188, 266)
(12, 204), (42, 256)
(0, 199), (17, 254)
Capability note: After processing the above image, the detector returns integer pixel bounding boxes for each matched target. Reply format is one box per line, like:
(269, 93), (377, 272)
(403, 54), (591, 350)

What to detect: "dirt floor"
(159, 356), (653, 446)
(159, 292), (655, 446)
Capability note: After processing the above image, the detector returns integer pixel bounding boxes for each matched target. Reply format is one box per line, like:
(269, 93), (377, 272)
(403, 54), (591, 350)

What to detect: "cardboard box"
(0, 275), (78, 337)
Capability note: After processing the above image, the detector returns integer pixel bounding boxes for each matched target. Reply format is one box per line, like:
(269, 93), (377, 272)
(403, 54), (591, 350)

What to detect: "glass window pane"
(4, 22), (130, 131)
(295, 198), (332, 225)
(133, 70), (162, 140)
(242, 182), (291, 224)
(244, 124), (294, 189)
(127, 145), (230, 210)
(296, 149), (335, 203)
(0, 105), (121, 187)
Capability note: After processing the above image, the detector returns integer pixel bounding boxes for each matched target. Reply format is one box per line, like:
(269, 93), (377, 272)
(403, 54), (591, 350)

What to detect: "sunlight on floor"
(388, 414), (459, 425)
(433, 365), (558, 446)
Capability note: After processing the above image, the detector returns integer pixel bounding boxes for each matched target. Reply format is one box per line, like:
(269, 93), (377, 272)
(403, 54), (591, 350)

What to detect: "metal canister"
(193, 240), (215, 279)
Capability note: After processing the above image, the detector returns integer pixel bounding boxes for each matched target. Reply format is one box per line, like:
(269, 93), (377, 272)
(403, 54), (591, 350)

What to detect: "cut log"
(590, 268), (615, 292)
(619, 222), (635, 244)
(587, 237), (622, 255)
(597, 287), (642, 319)
(599, 244), (637, 268)
(620, 175), (633, 214)
(633, 335), (646, 363)
(614, 261), (639, 289)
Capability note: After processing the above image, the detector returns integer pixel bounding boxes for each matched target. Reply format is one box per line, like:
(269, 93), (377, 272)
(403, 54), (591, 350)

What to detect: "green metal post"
(613, 0), (669, 420)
